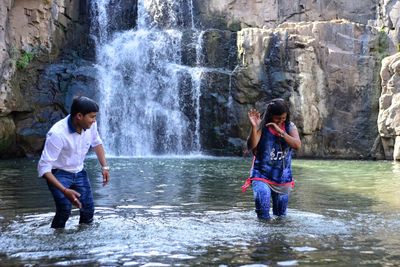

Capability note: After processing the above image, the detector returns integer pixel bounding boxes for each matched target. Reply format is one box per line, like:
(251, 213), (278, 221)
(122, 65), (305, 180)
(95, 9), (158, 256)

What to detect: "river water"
(0, 157), (399, 266)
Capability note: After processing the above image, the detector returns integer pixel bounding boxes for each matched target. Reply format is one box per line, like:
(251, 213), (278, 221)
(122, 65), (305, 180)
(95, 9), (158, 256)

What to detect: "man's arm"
(93, 144), (110, 186)
(38, 133), (82, 208)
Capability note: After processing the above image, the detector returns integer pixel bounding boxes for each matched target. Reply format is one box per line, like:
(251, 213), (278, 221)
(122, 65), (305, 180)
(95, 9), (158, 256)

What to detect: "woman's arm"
(247, 109), (262, 154)
(283, 126), (301, 150)
(267, 122), (301, 150)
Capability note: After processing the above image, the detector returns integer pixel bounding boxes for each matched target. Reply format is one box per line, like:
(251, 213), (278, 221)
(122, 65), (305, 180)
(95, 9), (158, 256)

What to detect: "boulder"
(377, 52), (400, 160)
(0, 116), (15, 157)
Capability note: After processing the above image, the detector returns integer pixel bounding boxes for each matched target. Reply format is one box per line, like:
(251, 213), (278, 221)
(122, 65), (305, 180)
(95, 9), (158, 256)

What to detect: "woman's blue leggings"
(252, 180), (289, 220)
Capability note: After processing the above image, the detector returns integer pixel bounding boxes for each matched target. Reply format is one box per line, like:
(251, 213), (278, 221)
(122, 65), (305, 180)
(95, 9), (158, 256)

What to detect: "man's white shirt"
(37, 115), (103, 177)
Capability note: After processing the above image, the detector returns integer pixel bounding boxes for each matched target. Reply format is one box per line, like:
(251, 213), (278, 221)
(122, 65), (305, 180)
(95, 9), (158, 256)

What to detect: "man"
(38, 96), (110, 228)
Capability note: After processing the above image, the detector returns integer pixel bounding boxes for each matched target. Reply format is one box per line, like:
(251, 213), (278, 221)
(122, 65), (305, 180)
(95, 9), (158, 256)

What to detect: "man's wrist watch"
(101, 166), (110, 171)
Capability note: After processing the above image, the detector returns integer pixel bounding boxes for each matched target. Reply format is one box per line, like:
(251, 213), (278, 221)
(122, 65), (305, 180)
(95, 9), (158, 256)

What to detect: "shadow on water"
(0, 158), (400, 266)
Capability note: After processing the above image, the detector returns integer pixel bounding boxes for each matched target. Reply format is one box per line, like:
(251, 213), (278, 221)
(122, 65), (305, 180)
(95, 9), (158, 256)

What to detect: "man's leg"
(47, 170), (73, 228)
(252, 180), (272, 220)
(271, 191), (289, 216)
(74, 170), (95, 225)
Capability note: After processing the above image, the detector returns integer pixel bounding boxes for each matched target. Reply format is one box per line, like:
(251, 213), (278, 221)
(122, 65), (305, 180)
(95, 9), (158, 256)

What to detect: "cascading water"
(91, 0), (203, 156)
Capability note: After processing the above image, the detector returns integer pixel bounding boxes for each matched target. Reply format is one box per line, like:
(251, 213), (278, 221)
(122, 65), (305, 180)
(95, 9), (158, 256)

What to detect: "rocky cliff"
(194, 0), (399, 159)
(0, 0), (136, 157)
(0, 0), (91, 156)
(0, 0), (399, 159)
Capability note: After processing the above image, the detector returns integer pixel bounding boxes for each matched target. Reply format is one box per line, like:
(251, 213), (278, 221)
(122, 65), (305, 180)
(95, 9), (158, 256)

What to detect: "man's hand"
(248, 109), (261, 128)
(93, 144), (110, 186)
(102, 169), (110, 186)
(63, 188), (82, 208)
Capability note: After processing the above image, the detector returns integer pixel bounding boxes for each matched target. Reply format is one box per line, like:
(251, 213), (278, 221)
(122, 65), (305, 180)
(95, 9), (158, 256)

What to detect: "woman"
(242, 98), (301, 220)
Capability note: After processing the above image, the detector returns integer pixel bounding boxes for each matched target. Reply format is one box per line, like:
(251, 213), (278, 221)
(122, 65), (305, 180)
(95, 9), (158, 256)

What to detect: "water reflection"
(0, 158), (399, 266)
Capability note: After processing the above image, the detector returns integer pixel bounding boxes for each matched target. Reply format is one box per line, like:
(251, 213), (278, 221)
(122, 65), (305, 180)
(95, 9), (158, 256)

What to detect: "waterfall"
(91, 0), (203, 156)
(90, 0), (110, 45)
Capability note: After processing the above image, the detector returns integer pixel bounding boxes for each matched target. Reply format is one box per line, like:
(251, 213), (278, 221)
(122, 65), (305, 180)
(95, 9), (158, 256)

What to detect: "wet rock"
(12, 58), (98, 156)
(196, 0), (377, 30)
(90, 0), (137, 41)
(230, 21), (382, 159)
(201, 29), (237, 70)
(377, 52), (400, 160)
(0, 116), (16, 157)
(199, 70), (239, 155)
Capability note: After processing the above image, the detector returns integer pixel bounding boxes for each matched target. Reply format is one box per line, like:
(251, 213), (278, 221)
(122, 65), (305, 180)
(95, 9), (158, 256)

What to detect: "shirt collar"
(67, 115), (78, 134)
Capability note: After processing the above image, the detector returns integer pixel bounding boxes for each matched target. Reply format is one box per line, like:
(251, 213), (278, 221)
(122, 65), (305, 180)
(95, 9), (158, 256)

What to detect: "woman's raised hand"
(248, 109), (261, 128)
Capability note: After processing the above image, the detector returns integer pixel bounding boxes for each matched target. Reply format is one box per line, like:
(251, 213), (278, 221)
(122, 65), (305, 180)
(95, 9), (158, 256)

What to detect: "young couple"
(38, 97), (300, 228)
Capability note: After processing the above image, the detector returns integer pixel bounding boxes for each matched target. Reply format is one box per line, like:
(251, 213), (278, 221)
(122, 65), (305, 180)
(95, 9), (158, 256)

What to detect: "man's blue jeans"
(252, 180), (289, 220)
(47, 169), (94, 228)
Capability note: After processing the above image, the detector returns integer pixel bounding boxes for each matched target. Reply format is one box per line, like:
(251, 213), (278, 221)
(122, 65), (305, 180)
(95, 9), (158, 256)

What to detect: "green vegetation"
(377, 28), (389, 60)
(228, 21), (241, 32)
(16, 51), (34, 69)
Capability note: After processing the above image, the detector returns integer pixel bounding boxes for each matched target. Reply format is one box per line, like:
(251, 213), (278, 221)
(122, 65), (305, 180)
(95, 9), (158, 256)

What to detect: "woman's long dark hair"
(259, 98), (291, 131)
(245, 98), (291, 153)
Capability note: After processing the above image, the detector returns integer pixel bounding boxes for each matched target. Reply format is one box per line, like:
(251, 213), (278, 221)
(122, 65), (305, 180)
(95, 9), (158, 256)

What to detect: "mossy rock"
(0, 117), (16, 153)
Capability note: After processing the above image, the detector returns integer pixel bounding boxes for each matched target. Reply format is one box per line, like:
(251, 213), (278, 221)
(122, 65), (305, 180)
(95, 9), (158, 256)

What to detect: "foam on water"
(0, 205), (354, 265)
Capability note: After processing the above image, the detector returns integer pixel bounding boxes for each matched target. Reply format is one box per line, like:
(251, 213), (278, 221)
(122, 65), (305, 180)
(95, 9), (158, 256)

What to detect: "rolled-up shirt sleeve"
(37, 132), (63, 177)
(90, 121), (103, 148)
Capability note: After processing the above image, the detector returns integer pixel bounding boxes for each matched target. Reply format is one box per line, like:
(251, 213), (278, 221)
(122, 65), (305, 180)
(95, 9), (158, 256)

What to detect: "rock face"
(266, 22), (379, 159)
(0, 0), (91, 157)
(0, 0), (399, 159)
(378, 0), (400, 53)
(0, 0), (137, 157)
(11, 57), (98, 157)
(378, 53), (400, 160)
(199, 21), (383, 158)
(196, 0), (377, 29)
(192, 0), (399, 159)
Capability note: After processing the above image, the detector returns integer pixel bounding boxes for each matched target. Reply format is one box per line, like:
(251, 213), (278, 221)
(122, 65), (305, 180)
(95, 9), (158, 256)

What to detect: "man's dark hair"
(70, 96), (99, 117)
